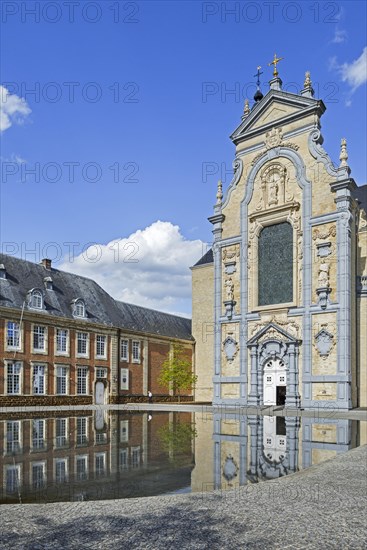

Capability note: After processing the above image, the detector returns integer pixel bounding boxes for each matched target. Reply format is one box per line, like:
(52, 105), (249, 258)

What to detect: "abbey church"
(192, 60), (367, 409)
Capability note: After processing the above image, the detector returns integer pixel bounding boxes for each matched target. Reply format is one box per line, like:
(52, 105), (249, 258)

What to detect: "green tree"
(159, 344), (197, 402)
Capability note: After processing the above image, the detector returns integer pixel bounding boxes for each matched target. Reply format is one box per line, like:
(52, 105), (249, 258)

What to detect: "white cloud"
(330, 47), (367, 92)
(0, 85), (31, 132)
(331, 28), (347, 44)
(59, 221), (208, 316)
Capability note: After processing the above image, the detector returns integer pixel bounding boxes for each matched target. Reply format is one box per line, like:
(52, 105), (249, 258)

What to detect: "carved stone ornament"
(313, 225), (336, 241)
(314, 325), (335, 360)
(318, 262), (330, 288)
(251, 315), (300, 339)
(265, 127), (283, 149)
(223, 336), (238, 362)
(222, 455), (238, 482)
(316, 287), (331, 310)
(224, 278), (234, 301)
(223, 245), (240, 274)
(316, 241), (332, 258)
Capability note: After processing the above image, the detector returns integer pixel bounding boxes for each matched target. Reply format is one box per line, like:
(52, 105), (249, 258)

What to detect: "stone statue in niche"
(318, 262), (330, 288)
(225, 278), (234, 301)
(268, 173), (279, 206)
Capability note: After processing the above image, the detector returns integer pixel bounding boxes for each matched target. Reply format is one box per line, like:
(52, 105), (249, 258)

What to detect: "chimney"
(0, 263), (6, 279)
(41, 258), (52, 270)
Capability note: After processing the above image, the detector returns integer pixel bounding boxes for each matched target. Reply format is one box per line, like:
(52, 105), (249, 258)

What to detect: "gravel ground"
(1, 444), (366, 550)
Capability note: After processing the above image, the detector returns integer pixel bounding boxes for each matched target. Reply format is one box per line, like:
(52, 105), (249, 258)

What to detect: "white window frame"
(94, 452), (106, 477)
(55, 328), (69, 356)
(32, 363), (47, 395)
(55, 365), (69, 395)
(120, 339), (129, 361)
(6, 321), (22, 351)
(4, 464), (22, 494)
(132, 340), (141, 363)
(5, 420), (22, 454)
(76, 417), (88, 446)
(55, 417), (68, 448)
(76, 332), (89, 358)
(96, 368), (107, 379)
(54, 457), (68, 483)
(120, 368), (129, 391)
(31, 461), (46, 489)
(95, 335), (107, 359)
(5, 361), (23, 395)
(73, 299), (86, 318)
(30, 289), (43, 310)
(32, 324), (48, 354)
(119, 449), (129, 471)
(131, 446), (141, 468)
(95, 431), (107, 444)
(77, 367), (89, 395)
(32, 419), (46, 450)
(75, 455), (88, 481)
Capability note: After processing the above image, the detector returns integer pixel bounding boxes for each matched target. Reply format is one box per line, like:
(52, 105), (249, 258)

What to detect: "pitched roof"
(193, 248), (213, 267)
(354, 184), (367, 214)
(0, 254), (192, 340)
(116, 301), (192, 340)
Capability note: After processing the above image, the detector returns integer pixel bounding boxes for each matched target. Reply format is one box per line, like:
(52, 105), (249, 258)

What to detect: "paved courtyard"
(1, 443), (366, 549)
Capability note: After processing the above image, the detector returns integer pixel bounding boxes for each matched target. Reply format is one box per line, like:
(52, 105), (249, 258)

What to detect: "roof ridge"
(116, 300), (191, 321)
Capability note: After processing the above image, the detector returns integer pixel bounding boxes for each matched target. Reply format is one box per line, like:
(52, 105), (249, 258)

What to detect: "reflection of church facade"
(192, 65), (367, 409)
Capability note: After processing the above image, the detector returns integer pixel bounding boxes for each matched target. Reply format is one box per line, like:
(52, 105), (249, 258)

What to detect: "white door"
(95, 381), (105, 404)
(263, 358), (286, 405)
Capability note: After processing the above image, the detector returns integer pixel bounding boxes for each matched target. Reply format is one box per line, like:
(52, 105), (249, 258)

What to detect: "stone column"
(248, 346), (259, 405)
(285, 343), (300, 408)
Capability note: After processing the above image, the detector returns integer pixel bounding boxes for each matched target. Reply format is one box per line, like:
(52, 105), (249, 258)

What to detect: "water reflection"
(0, 410), (364, 504)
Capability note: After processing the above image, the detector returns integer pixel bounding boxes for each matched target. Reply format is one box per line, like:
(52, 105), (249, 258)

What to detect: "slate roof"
(193, 248), (213, 267)
(116, 302), (192, 340)
(354, 184), (367, 214)
(0, 254), (192, 340)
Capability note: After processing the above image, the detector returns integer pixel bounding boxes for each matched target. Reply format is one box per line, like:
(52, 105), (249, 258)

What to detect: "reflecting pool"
(0, 409), (365, 504)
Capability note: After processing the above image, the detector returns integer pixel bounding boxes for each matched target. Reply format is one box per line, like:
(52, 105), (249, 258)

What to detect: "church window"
(258, 222), (293, 306)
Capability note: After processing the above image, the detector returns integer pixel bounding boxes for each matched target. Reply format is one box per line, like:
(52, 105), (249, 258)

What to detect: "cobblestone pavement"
(1, 445), (366, 550)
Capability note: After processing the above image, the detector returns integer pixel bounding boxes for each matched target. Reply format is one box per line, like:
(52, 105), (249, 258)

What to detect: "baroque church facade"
(192, 66), (367, 409)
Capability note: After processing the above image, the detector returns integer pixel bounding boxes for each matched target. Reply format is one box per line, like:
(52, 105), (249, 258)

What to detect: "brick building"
(0, 254), (193, 406)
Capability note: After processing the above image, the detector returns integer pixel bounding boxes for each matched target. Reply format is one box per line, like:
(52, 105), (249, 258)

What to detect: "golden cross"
(268, 53), (283, 77)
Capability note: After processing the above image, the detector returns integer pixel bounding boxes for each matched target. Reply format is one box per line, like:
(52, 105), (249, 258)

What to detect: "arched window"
(258, 222), (293, 306)
(30, 290), (43, 309)
(74, 299), (86, 318)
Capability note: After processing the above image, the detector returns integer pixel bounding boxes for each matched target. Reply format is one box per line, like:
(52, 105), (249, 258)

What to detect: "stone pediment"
(247, 322), (299, 346)
(231, 89), (325, 145)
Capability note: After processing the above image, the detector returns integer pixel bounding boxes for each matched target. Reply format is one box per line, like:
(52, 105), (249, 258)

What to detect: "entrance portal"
(263, 358), (286, 405)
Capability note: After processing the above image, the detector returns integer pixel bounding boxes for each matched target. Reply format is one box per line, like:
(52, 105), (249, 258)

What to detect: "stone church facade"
(192, 70), (367, 409)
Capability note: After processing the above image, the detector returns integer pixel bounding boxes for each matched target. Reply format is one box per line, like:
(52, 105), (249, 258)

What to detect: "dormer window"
(29, 289), (43, 310)
(44, 276), (53, 291)
(72, 299), (86, 318)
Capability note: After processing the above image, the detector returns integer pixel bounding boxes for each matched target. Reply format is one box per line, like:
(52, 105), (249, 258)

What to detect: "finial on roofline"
(216, 180), (223, 206)
(339, 138), (349, 168)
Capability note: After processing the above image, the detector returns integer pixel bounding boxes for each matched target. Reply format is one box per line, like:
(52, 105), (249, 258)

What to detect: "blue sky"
(1, 0), (366, 315)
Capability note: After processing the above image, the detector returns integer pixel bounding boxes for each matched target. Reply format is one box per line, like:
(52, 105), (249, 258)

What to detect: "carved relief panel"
(312, 223), (337, 306)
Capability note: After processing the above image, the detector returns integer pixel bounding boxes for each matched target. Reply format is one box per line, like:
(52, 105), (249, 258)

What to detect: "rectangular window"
(76, 456), (88, 481)
(119, 449), (129, 471)
(55, 458), (68, 483)
(32, 462), (46, 489)
(33, 365), (46, 395)
(132, 341), (141, 363)
(56, 366), (68, 395)
(120, 368), (129, 391)
(6, 421), (21, 453)
(56, 329), (68, 354)
(96, 368), (107, 379)
(96, 335), (106, 358)
(120, 339), (129, 361)
(33, 325), (46, 352)
(76, 417), (88, 445)
(131, 446), (141, 468)
(77, 367), (88, 395)
(7, 362), (22, 395)
(77, 332), (88, 356)
(7, 321), (20, 349)
(95, 452), (106, 477)
(55, 418), (68, 448)
(5, 465), (21, 494)
(95, 432), (107, 444)
(120, 420), (129, 442)
(32, 419), (45, 450)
